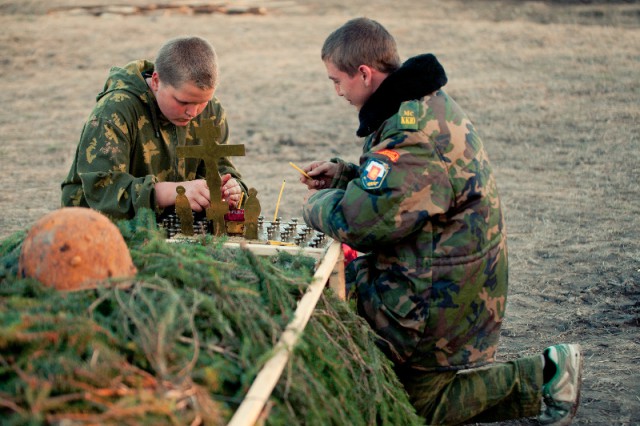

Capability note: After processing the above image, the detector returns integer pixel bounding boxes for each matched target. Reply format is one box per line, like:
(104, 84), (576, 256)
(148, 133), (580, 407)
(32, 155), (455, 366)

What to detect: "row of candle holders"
(159, 213), (328, 248)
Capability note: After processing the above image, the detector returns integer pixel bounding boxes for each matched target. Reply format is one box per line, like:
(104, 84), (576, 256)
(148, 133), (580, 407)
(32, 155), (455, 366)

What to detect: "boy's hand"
(155, 180), (211, 212)
(301, 161), (336, 190)
(221, 173), (242, 207)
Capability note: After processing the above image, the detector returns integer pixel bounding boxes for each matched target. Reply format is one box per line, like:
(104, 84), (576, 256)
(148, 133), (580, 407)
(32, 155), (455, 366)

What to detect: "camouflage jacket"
(61, 60), (246, 220)
(303, 54), (508, 371)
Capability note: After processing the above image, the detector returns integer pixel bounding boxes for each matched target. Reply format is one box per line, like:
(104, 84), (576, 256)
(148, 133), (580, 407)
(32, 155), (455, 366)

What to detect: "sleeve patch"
(361, 159), (390, 189)
(376, 149), (400, 163)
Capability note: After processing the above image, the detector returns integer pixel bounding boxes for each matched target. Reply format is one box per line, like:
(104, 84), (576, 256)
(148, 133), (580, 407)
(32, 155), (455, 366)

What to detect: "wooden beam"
(222, 241), (326, 259)
(48, 3), (268, 16)
(227, 240), (343, 426)
(328, 247), (346, 300)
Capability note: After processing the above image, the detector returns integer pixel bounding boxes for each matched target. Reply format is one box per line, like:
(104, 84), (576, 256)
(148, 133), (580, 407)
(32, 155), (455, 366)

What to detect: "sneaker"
(539, 344), (583, 426)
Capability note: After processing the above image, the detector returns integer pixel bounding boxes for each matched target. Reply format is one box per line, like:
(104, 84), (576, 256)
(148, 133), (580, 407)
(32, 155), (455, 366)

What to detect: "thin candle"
(274, 179), (286, 221)
(237, 191), (244, 209)
(289, 161), (312, 179)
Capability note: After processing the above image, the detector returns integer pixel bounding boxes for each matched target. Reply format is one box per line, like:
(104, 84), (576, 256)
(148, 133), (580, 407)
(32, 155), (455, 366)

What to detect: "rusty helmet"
(18, 207), (137, 291)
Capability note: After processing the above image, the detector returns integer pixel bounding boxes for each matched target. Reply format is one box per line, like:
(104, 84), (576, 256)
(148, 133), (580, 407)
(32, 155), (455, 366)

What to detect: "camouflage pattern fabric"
(303, 90), (508, 372)
(61, 60), (246, 220)
(396, 355), (543, 424)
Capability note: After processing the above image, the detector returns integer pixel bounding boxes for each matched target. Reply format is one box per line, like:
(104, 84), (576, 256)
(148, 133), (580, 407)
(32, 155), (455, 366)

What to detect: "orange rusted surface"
(18, 207), (137, 291)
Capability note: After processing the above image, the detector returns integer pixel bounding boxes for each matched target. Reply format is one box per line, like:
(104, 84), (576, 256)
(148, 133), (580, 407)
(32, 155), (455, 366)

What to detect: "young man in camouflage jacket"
(62, 36), (247, 220)
(299, 18), (582, 425)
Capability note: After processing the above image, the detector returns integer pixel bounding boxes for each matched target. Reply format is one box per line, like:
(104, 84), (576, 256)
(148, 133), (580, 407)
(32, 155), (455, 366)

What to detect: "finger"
(228, 194), (240, 207)
(222, 177), (238, 190)
(201, 196), (211, 209)
(222, 187), (237, 199)
(192, 190), (210, 207)
(222, 185), (237, 195)
(200, 188), (211, 203)
(307, 166), (321, 177)
(308, 163), (331, 178)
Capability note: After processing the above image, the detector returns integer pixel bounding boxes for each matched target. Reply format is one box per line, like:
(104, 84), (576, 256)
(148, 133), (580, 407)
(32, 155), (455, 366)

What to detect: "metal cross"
(176, 119), (245, 235)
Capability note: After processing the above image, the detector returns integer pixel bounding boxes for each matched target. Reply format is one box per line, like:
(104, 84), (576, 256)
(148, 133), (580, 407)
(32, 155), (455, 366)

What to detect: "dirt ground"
(0, 0), (638, 424)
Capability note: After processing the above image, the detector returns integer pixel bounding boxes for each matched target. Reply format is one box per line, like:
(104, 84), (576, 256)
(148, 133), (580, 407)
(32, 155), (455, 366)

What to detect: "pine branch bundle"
(0, 209), (421, 425)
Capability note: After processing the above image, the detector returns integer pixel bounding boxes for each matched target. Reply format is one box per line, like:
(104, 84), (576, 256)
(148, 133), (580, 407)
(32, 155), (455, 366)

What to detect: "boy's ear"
(149, 72), (160, 91)
(358, 65), (373, 87)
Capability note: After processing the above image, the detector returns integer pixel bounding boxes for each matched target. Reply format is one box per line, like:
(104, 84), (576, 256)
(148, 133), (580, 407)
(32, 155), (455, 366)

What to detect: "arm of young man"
(61, 110), (157, 219)
(302, 139), (453, 252)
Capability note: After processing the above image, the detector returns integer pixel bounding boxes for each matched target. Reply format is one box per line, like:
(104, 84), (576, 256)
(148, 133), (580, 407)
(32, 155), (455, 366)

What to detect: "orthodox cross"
(176, 119), (245, 236)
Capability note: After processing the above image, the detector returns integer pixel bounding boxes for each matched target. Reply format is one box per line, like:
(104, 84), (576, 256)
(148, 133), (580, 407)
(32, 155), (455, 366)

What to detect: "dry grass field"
(0, 0), (638, 424)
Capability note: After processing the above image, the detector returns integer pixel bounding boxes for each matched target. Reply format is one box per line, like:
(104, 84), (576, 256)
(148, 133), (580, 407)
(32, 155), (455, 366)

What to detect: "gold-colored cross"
(177, 119), (245, 235)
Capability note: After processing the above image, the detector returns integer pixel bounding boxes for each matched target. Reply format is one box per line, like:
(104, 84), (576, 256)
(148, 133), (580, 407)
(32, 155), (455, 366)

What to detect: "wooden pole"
(328, 247), (346, 300)
(227, 240), (343, 426)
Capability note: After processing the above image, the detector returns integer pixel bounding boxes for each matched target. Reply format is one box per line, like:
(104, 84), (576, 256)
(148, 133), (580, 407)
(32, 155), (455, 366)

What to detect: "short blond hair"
(155, 36), (218, 90)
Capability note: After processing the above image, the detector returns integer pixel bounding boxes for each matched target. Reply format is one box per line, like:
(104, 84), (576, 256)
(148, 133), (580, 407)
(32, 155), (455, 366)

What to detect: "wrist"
(154, 181), (178, 208)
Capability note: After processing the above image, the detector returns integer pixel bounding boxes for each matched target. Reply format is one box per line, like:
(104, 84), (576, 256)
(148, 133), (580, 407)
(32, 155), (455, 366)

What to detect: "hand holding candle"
(289, 162), (312, 179)
(296, 161), (338, 190)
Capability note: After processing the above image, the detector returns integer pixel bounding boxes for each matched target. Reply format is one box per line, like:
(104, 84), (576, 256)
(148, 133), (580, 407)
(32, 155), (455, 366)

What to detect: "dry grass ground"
(0, 0), (638, 424)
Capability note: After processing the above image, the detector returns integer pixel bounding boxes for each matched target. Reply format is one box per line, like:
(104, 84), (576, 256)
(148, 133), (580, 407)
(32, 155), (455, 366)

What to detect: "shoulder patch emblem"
(361, 159), (389, 189)
(398, 101), (420, 130)
(376, 149), (400, 163)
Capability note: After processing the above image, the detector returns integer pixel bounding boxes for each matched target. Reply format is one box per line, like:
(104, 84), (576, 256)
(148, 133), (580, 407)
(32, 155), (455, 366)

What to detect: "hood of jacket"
(98, 60), (162, 137)
(357, 53), (448, 137)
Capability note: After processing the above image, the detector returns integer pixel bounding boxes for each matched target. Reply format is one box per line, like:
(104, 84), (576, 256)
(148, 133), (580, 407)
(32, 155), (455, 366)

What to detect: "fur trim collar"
(357, 54), (447, 137)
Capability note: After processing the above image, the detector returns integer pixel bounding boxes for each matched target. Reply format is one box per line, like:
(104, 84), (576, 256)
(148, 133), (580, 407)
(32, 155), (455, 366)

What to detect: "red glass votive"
(224, 209), (245, 222)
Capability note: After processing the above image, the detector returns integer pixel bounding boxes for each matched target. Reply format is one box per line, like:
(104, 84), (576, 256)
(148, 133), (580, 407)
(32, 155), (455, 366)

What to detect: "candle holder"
(224, 208), (246, 235)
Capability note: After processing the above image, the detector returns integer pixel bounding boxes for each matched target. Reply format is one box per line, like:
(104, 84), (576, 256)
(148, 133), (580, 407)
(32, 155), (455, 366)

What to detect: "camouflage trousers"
(395, 355), (543, 425)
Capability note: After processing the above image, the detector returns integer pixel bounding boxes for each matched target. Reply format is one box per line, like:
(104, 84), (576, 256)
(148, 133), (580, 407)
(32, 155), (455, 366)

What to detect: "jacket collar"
(357, 54), (448, 137)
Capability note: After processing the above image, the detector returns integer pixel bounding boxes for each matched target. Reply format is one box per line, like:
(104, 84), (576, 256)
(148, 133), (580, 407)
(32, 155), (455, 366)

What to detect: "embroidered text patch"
(398, 101), (420, 130)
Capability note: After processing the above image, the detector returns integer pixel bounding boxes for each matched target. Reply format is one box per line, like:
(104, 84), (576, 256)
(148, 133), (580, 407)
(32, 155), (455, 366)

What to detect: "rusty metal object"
(175, 185), (195, 236)
(243, 187), (261, 240)
(18, 207), (137, 291)
(177, 119), (245, 236)
(224, 209), (246, 235)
